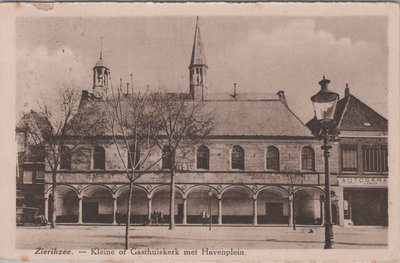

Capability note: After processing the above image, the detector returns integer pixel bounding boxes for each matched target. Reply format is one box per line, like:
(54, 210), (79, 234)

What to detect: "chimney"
(233, 83), (237, 97)
(345, 83), (350, 97)
(277, 90), (288, 107)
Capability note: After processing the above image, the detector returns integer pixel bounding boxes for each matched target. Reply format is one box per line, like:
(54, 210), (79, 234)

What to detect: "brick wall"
(56, 138), (339, 174)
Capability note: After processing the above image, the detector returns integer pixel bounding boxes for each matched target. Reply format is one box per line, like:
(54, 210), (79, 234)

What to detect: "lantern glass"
(312, 99), (338, 122)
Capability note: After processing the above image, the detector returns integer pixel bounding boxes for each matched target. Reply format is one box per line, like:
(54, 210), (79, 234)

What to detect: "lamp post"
(208, 188), (213, 231)
(310, 76), (339, 249)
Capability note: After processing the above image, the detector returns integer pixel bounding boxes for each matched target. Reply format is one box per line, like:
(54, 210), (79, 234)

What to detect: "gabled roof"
(189, 17), (207, 67)
(16, 110), (53, 142)
(335, 93), (387, 131)
(71, 91), (313, 138)
(306, 89), (387, 133)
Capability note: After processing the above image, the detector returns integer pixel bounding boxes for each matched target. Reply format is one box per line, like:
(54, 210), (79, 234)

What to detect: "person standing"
(159, 210), (164, 225)
(153, 209), (159, 225)
(201, 209), (207, 226)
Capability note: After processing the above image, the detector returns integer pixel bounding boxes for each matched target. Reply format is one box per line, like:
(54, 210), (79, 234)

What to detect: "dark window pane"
(266, 146), (279, 170)
(93, 146), (105, 170)
(197, 145), (209, 170)
(231, 145), (244, 170)
(382, 147), (388, 172)
(128, 145), (140, 169)
(363, 147), (380, 172)
(301, 146), (314, 171)
(341, 146), (358, 171)
(60, 146), (71, 170)
(162, 145), (171, 170)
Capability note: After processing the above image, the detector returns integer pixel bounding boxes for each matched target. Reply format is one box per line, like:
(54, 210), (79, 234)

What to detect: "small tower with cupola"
(92, 41), (110, 99)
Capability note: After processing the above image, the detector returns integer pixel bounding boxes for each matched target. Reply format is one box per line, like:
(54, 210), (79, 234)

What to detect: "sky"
(16, 16), (388, 122)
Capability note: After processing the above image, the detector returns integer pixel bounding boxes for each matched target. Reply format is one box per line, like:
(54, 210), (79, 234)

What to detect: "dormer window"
(363, 122), (371, 127)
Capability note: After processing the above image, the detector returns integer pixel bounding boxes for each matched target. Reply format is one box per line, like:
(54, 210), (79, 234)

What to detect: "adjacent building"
(307, 85), (388, 226)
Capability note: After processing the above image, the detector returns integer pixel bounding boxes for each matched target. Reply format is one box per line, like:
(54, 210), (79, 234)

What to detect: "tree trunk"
(169, 169), (175, 230)
(50, 171), (57, 229)
(125, 180), (134, 249)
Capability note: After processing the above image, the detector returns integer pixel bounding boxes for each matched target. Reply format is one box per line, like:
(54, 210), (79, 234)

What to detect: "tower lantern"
(92, 39), (110, 99)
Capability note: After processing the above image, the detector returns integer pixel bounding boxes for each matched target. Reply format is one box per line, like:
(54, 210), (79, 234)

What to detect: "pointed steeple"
(189, 17), (208, 100)
(190, 16), (207, 67)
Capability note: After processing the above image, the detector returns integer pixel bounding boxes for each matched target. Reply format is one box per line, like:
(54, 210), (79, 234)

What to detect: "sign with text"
(339, 177), (388, 188)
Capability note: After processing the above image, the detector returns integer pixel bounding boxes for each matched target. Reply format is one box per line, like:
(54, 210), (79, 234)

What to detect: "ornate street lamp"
(311, 76), (339, 249)
(208, 188), (213, 231)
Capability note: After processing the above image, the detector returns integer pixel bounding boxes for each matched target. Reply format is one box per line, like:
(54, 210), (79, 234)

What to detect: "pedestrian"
(153, 209), (159, 225)
(201, 209), (207, 226)
(159, 210), (164, 225)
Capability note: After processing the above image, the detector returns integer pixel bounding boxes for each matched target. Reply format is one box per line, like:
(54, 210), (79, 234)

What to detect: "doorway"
(83, 201), (98, 222)
(265, 203), (283, 223)
(177, 203), (184, 223)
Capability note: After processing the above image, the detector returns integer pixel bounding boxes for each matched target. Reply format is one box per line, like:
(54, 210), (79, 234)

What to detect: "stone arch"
(115, 184), (148, 197)
(185, 185), (218, 224)
(294, 186), (325, 197)
(150, 185), (184, 224)
(51, 185), (80, 223)
(116, 185), (149, 224)
(81, 185), (114, 223)
(256, 186), (290, 224)
(220, 185), (254, 197)
(221, 185), (253, 224)
(293, 187), (324, 225)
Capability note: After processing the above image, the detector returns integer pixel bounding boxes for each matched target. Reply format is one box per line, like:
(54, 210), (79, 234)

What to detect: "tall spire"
(100, 37), (103, 59)
(189, 16), (207, 67)
(189, 17), (208, 101)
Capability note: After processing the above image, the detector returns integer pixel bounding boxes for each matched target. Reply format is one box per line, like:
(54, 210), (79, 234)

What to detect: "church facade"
(18, 18), (387, 227)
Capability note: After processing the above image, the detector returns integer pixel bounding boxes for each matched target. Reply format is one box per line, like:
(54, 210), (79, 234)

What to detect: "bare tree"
(104, 82), (162, 249)
(149, 92), (215, 230)
(19, 87), (106, 229)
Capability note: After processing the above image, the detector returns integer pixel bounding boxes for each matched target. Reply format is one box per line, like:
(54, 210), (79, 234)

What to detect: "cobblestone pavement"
(16, 225), (387, 250)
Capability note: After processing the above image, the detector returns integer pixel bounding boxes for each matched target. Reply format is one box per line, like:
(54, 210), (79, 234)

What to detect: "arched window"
(302, 146), (315, 171)
(128, 145), (140, 169)
(266, 146), (279, 170)
(231, 145), (244, 170)
(162, 145), (171, 170)
(60, 146), (71, 170)
(93, 145), (105, 170)
(197, 145), (209, 170)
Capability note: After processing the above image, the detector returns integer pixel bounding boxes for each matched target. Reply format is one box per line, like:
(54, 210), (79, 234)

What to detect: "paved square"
(16, 225), (387, 249)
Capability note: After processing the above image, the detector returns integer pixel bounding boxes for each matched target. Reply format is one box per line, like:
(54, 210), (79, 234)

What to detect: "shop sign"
(339, 177), (387, 187)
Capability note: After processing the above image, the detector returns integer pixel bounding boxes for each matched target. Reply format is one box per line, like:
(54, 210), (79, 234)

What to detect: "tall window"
(341, 145), (358, 171)
(382, 147), (388, 172)
(301, 146), (315, 171)
(93, 145), (105, 170)
(231, 145), (244, 170)
(128, 145), (140, 169)
(60, 146), (71, 170)
(266, 146), (279, 170)
(363, 146), (388, 173)
(197, 145), (209, 170)
(162, 145), (171, 170)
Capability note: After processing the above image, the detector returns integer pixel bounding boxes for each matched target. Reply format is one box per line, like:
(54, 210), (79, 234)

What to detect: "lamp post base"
(324, 223), (334, 249)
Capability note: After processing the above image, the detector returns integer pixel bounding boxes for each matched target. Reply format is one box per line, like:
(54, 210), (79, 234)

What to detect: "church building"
(22, 18), (389, 227)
